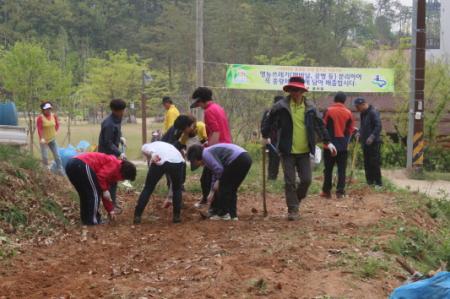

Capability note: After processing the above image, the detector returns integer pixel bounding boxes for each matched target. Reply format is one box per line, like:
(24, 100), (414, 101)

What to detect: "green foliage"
(79, 49), (151, 103)
(381, 138), (407, 168)
(388, 226), (450, 272)
(42, 198), (69, 225)
(0, 206), (27, 227)
(356, 257), (389, 279)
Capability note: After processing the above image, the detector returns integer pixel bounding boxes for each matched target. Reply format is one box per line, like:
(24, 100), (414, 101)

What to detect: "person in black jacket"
(261, 76), (337, 221)
(354, 97), (382, 186)
(260, 95), (284, 180)
(98, 99), (127, 209)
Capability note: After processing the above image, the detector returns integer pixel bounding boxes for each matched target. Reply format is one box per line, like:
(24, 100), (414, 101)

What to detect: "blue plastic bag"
(76, 140), (91, 152)
(58, 145), (78, 168)
(390, 272), (450, 299)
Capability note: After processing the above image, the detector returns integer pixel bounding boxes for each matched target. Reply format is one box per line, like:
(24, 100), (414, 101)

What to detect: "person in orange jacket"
(65, 152), (136, 225)
(36, 101), (64, 174)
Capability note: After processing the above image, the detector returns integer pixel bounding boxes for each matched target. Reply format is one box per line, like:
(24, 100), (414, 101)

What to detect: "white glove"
(120, 137), (127, 146)
(108, 210), (116, 222)
(103, 190), (112, 201)
(327, 143), (337, 156)
(40, 138), (46, 144)
(119, 153), (127, 160)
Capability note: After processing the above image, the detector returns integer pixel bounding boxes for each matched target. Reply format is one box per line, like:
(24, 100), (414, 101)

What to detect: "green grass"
(42, 198), (69, 225)
(21, 120), (163, 160)
(0, 206), (27, 227)
(356, 257), (389, 279)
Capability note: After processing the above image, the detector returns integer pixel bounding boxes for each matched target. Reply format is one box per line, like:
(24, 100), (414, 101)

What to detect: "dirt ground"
(0, 189), (404, 299)
(383, 169), (450, 199)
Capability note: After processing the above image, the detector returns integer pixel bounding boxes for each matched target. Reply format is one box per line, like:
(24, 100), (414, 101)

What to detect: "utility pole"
(407, 0), (426, 171)
(194, 0), (204, 120)
(141, 70), (147, 145)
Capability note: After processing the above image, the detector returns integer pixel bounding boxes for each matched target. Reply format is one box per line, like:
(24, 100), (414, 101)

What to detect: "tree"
(78, 49), (155, 122)
(0, 41), (72, 153)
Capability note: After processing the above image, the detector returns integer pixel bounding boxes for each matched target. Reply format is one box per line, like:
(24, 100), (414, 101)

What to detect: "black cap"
(353, 97), (366, 106)
(186, 144), (204, 171)
(190, 87), (212, 108)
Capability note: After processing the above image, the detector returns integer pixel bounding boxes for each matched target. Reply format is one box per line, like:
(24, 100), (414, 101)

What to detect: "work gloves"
(366, 134), (375, 145)
(262, 138), (271, 145)
(119, 153), (127, 160)
(120, 137), (127, 146)
(40, 138), (46, 144)
(327, 143), (337, 156)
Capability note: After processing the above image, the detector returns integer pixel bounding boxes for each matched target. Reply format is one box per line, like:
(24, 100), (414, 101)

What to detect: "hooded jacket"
(261, 96), (330, 155)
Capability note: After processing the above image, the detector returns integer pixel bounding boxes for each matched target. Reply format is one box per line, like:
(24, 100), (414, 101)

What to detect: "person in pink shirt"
(190, 87), (232, 208)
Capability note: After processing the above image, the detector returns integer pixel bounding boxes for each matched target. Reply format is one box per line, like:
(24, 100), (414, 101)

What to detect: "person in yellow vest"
(162, 96), (180, 132)
(36, 101), (64, 175)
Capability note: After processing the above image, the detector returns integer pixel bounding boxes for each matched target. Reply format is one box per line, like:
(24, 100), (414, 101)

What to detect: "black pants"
(200, 167), (212, 202)
(110, 183), (118, 206)
(135, 162), (185, 218)
(215, 153), (252, 218)
(66, 158), (102, 225)
(363, 142), (382, 186)
(267, 144), (280, 180)
(322, 150), (348, 195)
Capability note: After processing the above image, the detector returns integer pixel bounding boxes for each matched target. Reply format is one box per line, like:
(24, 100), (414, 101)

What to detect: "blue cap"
(353, 97), (366, 106)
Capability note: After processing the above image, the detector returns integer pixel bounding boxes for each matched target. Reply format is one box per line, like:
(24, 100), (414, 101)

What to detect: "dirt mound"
(0, 146), (78, 257)
(0, 187), (430, 299)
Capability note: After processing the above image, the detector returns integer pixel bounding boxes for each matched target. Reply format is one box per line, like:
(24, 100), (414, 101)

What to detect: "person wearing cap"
(320, 92), (356, 199)
(260, 95), (284, 180)
(65, 152), (137, 225)
(36, 101), (64, 175)
(162, 96), (180, 132)
(134, 141), (186, 224)
(190, 87), (232, 208)
(98, 98), (127, 210)
(261, 76), (336, 221)
(186, 143), (252, 220)
(353, 97), (382, 187)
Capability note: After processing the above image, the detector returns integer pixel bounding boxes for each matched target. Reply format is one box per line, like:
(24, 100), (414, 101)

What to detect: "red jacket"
(75, 153), (123, 213)
(204, 101), (232, 144)
(323, 103), (355, 151)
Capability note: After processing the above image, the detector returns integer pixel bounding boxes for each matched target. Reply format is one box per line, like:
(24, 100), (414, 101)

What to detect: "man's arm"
(371, 110), (382, 139)
(313, 109), (330, 143)
(261, 108), (276, 139)
(102, 126), (121, 156)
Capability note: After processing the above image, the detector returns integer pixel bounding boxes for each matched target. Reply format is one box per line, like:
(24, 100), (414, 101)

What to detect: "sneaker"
(231, 217), (239, 221)
(336, 193), (345, 199)
(172, 214), (181, 223)
(133, 215), (142, 224)
(287, 212), (300, 221)
(319, 191), (332, 199)
(209, 214), (231, 221)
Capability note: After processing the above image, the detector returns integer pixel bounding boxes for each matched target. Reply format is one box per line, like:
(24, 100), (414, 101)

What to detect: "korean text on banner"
(225, 64), (394, 93)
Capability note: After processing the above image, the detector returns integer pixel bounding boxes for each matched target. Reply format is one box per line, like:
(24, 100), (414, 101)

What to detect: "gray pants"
(40, 139), (64, 173)
(280, 153), (312, 213)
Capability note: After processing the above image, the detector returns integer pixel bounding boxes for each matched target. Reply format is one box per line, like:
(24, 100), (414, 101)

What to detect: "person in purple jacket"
(187, 143), (252, 220)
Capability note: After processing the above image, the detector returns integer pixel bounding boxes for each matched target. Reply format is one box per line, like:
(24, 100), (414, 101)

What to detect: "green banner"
(226, 64), (394, 93)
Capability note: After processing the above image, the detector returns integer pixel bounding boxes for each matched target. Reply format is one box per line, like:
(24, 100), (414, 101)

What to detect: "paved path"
(383, 169), (450, 199)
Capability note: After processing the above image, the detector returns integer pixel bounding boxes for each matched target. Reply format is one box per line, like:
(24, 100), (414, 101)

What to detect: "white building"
(426, 0), (450, 60)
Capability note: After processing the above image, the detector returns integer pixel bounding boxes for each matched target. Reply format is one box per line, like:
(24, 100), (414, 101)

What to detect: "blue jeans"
(40, 139), (64, 174)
